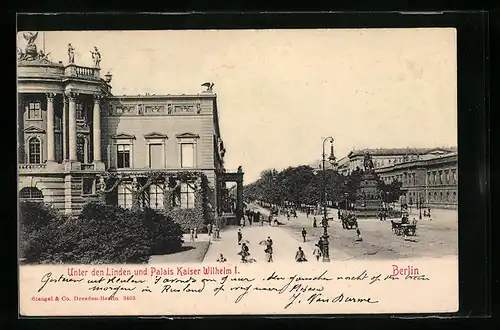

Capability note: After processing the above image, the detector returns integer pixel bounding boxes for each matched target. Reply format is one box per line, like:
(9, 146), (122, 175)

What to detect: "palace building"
(337, 147), (457, 209)
(17, 33), (243, 229)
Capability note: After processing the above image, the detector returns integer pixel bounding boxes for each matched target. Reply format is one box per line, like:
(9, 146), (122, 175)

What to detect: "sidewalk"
(149, 233), (211, 264)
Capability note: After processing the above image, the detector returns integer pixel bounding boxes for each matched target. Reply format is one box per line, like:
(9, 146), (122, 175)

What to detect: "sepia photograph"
(18, 27), (459, 315)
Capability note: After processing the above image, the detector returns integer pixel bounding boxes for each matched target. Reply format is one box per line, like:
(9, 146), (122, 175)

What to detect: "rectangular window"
(55, 133), (63, 162)
(28, 138), (41, 164)
(149, 184), (164, 209)
(180, 182), (195, 209)
(180, 143), (194, 168)
(28, 102), (41, 119)
(118, 183), (133, 209)
(149, 144), (164, 169)
(76, 102), (85, 120)
(82, 178), (95, 195)
(117, 144), (131, 168)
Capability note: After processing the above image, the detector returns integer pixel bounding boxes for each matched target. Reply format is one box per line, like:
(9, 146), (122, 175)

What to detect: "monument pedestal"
(355, 171), (383, 218)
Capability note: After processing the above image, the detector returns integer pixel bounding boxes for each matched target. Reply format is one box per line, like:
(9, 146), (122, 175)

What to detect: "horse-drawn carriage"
(391, 213), (417, 237)
(341, 213), (358, 230)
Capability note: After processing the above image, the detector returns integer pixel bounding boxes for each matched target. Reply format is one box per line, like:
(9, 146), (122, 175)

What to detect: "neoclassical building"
(376, 152), (458, 209)
(17, 33), (243, 228)
(336, 147), (457, 209)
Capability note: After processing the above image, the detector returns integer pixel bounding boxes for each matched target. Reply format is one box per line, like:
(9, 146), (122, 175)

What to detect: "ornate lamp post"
(321, 137), (337, 262)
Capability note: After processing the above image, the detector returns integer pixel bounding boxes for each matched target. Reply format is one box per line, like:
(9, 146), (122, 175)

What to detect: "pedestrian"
(212, 225), (218, 240)
(313, 244), (322, 261)
(287, 211), (290, 221)
(194, 227), (198, 240)
(313, 217), (317, 228)
(260, 213), (264, 226)
(295, 247), (307, 262)
(428, 208), (431, 217)
(268, 214), (272, 226)
(237, 228), (243, 245)
(190, 228), (194, 242)
(307, 208), (310, 218)
(301, 228), (307, 242)
(355, 225), (363, 241)
(239, 243), (250, 263)
(207, 222), (212, 236)
(265, 237), (273, 262)
(215, 226), (221, 239)
(240, 217), (245, 227)
(217, 254), (227, 262)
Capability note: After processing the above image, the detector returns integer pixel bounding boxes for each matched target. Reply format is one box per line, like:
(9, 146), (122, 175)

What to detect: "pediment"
(144, 132), (168, 139)
(24, 125), (45, 134)
(176, 132), (200, 139)
(111, 133), (136, 140)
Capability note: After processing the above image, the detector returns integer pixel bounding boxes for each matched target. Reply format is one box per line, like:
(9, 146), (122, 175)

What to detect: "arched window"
(19, 187), (43, 200)
(28, 137), (41, 164)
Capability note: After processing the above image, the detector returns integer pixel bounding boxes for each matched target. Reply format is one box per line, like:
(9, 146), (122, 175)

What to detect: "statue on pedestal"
(363, 152), (374, 173)
(90, 46), (101, 68)
(21, 32), (39, 60)
(68, 43), (75, 64)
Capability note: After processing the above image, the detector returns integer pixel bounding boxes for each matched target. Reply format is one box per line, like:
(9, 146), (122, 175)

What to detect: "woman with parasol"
(259, 237), (273, 262)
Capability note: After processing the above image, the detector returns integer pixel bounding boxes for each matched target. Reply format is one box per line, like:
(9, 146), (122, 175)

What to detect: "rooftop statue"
(68, 43), (75, 64)
(90, 46), (101, 68)
(201, 82), (214, 92)
(17, 31), (53, 64)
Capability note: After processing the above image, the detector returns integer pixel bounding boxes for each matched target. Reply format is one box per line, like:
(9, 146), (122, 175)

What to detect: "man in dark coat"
(301, 228), (307, 242)
(237, 228), (243, 245)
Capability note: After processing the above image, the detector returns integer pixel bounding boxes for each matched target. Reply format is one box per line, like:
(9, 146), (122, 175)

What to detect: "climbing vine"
(97, 170), (212, 232)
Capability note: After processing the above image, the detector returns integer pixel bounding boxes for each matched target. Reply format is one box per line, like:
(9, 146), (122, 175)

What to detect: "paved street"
(203, 204), (458, 263)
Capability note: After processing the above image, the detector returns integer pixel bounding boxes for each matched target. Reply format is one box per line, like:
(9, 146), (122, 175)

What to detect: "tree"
(377, 179), (405, 203)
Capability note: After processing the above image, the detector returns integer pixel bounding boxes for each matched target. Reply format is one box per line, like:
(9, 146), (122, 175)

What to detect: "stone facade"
(338, 147), (457, 176)
(17, 38), (234, 228)
(376, 153), (458, 209)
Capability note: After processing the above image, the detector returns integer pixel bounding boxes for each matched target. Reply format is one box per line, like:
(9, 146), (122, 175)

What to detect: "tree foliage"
(244, 164), (404, 206)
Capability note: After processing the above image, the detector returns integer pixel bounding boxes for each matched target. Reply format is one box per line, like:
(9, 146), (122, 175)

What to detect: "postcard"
(17, 28), (458, 316)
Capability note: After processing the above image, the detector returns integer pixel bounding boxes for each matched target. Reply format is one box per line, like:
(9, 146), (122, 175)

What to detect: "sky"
(17, 29), (457, 184)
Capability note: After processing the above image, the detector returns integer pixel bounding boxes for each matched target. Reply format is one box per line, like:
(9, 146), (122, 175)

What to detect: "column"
(236, 180), (243, 222)
(46, 93), (55, 162)
(67, 92), (78, 161)
(62, 96), (67, 160)
(93, 95), (102, 162)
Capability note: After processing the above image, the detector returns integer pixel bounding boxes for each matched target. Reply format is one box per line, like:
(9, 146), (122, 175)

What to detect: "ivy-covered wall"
(163, 172), (212, 233)
(98, 170), (216, 233)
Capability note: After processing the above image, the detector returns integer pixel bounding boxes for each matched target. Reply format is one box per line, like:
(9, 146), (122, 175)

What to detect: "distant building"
(343, 147), (456, 175)
(17, 35), (243, 228)
(336, 147), (457, 209)
(376, 152), (457, 209)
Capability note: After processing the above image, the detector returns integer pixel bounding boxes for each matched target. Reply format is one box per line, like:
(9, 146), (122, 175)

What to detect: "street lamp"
(321, 136), (337, 262)
(418, 192), (423, 220)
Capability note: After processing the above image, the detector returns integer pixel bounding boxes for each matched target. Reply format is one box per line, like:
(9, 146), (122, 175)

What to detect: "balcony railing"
(19, 163), (47, 171)
(64, 64), (100, 81)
